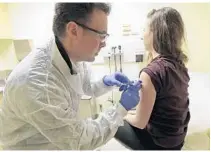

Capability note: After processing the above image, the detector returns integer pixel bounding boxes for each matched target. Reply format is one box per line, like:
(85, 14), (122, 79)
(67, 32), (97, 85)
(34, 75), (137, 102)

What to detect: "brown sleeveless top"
(139, 55), (190, 148)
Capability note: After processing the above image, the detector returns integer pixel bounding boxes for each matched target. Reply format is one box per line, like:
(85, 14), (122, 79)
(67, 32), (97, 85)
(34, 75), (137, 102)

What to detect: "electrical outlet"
(99, 104), (103, 112)
(136, 54), (144, 62)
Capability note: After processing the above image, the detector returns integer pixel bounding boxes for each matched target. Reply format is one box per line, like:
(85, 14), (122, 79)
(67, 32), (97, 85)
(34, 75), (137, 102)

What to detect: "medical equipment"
(106, 46), (122, 105)
(108, 52), (111, 74)
(112, 46), (118, 72)
(107, 52), (114, 105)
(118, 45), (123, 72)
(119, 81), (134, 91)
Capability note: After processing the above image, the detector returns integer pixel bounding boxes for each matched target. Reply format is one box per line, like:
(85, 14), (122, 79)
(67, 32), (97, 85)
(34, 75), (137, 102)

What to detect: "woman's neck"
(150, 49), (160, 59)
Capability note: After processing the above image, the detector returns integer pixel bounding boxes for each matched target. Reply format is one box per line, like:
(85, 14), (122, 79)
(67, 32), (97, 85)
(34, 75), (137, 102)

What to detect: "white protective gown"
(0, 38), (127, 150)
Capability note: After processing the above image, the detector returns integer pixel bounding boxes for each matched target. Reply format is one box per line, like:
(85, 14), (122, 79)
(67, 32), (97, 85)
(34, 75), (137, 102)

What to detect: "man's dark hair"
(53, 3), (111, 37)
(147, 7), (188, 64)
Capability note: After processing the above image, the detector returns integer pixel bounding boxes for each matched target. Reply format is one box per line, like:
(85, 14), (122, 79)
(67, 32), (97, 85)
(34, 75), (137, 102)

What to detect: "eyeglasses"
(74, 21), (109, 43)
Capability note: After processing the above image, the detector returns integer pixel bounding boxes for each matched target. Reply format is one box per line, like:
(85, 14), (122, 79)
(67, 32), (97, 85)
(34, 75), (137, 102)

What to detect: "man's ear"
(66, 21), (79, 38)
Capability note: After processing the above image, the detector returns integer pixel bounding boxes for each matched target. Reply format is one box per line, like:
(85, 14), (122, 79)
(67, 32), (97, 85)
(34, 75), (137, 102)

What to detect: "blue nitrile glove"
(119, 81), (135, 91)
(103, 72), (130, 87)
(120, 80), (142, 111)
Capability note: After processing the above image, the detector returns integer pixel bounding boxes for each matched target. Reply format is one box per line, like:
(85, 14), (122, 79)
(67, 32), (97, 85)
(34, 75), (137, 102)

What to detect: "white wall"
(8, 3), (54, 46)
(95, 2), (149, 64)
(7, 3), (150, 63)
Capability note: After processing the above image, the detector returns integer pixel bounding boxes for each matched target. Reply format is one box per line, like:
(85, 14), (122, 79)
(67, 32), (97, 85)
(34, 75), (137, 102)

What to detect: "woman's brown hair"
(147, 7), (188, 64)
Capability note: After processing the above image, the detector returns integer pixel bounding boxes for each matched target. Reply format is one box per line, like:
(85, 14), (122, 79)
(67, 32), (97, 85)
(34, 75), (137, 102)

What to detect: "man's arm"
(82, 63), (114, 97)
(9, 76), (127, 150)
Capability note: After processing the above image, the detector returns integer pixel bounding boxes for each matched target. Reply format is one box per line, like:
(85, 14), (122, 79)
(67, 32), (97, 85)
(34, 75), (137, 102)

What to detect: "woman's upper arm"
(135, 71), (156, 129)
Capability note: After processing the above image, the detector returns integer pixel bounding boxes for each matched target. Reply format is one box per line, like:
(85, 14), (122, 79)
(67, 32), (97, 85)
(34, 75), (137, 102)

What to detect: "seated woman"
(115, 7), (190, 150)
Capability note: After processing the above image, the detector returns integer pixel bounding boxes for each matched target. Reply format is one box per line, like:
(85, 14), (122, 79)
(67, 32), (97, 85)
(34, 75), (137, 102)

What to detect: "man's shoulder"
(5, 44), (56, 94)
(4, 62), (64, 107)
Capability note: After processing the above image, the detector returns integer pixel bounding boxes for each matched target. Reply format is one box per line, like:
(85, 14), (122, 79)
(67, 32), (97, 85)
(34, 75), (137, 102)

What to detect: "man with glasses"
(0, 3), (142, 150)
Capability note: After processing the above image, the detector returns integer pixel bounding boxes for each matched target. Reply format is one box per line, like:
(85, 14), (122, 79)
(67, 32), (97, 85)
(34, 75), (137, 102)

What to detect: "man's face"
(67, 9), (108, 62)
